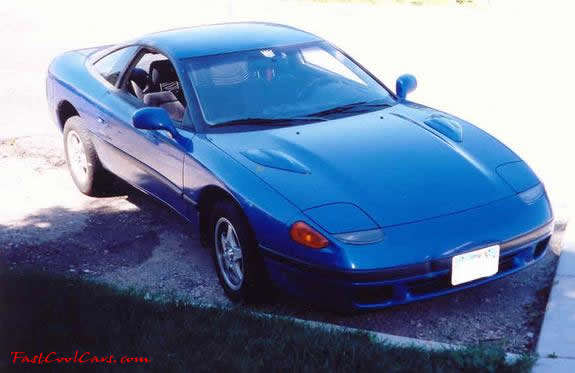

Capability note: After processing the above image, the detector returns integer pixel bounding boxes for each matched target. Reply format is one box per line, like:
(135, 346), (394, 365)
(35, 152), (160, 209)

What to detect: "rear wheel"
(63, 116), (112, 196)
(210, 200), (271, 303)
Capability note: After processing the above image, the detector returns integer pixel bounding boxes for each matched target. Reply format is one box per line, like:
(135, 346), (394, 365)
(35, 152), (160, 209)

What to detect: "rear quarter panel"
(47, 47), (108, 132)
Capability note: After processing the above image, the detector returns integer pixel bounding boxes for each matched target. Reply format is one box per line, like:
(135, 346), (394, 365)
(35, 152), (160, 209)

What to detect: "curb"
(251, 311), (521, 364)
(534, 218), (574, 372)
(253, 310), (456, 349)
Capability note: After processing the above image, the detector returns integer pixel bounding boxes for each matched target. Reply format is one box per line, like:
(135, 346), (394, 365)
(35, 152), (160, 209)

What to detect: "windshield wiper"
(212, 117), (327, 127)
(308, 101), (367, 117)
(306, 101), (394, 117)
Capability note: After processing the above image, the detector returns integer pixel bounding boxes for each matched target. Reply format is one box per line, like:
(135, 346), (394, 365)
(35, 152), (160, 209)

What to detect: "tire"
(63, 116), (112, 196)
(209, 199), (270, 303)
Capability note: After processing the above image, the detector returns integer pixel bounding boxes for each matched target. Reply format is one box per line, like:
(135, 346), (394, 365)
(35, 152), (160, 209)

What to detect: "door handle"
(95, 116), (111, 140)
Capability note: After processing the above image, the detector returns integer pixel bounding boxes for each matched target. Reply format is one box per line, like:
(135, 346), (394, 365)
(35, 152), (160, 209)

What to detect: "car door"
(93, 48), (189, 215)
(87, 45), (139, 161)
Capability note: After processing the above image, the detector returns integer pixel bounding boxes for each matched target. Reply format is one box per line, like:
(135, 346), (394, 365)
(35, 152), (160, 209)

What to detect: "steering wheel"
(296, 77), (337, 101)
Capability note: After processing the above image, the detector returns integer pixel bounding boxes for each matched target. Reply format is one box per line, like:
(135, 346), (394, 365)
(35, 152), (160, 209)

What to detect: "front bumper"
(261, 221), (553, 310)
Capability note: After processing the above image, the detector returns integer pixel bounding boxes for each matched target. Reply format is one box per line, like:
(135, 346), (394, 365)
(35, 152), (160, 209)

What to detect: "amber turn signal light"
(290, 221), (329, 249)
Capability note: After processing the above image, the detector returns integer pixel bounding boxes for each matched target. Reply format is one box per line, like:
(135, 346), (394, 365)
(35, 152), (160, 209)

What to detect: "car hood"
(208, 103), (524, 228)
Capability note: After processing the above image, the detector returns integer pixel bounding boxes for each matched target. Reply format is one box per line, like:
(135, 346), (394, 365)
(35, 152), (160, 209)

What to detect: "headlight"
(518, 183), (545, 204)
(302, 203), (383, 245)
(496, 161), (540, 192)
(333, 228), (384, 245)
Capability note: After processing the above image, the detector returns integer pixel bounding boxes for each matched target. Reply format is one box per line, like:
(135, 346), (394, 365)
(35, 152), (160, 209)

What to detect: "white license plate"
(451, 245), (500, 286)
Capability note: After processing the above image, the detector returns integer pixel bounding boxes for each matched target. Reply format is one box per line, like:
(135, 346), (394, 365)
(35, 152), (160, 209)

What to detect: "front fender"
(184, 135), (347, 267)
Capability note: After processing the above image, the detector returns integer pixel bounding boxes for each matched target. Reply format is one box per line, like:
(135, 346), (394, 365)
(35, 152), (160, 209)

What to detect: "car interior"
(188, 46), (372, 124)
(120, 45), (378, 126)
(124, 51), (186, 122)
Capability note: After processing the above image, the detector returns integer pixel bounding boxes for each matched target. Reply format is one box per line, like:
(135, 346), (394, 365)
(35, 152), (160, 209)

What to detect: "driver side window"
(123, 50), (186, 122)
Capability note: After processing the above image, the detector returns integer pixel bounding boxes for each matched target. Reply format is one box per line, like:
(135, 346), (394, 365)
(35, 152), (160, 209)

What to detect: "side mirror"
(132, 107), (179, 139)
(396, 74), (417, 101)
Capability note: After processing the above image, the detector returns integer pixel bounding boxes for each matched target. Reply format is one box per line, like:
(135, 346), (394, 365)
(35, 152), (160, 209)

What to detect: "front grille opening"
(353, 285), (394, 305)
(499, 256), (516, 272)
(409, 276), (452, 296)
(534, 236), (551, 258)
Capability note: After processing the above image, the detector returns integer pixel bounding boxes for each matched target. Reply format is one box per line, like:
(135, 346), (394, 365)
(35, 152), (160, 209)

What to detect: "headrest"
(129, 68), (148, 90)
(143, 91), (178, 107)
(149, 60), (179, 89)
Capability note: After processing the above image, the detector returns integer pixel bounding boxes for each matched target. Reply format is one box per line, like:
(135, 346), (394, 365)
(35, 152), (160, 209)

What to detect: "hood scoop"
(424, 115), (463, 142)
(240, 148), (310, 174)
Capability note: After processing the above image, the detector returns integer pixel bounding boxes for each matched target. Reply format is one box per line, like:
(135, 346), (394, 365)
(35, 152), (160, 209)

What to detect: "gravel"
(0, 135), (565, 354)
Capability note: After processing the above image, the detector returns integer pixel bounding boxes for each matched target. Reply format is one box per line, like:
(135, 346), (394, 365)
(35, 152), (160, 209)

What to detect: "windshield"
(186, 41), (395, 126)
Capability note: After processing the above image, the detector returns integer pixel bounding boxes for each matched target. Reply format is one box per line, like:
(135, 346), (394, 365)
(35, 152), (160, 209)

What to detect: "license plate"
(451, 245), (500, 286)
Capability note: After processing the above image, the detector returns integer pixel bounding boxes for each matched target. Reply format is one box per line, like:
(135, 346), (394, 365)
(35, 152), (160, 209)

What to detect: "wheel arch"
(56, 100), (80, 132)
(196, 185), (248, 247)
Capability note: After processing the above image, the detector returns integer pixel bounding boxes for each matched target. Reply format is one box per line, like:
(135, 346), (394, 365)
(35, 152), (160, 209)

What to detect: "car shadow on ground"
(0, 182), (231, 304)
(1, 189), (167, 270)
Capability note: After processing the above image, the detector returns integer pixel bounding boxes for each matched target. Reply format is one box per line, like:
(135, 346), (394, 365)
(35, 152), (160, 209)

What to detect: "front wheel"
(210, 200), (270, 303)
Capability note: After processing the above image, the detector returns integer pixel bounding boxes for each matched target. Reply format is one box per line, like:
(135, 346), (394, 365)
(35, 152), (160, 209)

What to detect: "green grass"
(0, 269), (534, 372)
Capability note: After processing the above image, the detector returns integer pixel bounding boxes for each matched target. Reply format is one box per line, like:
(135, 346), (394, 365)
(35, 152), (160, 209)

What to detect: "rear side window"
(93, 46), (139, 86)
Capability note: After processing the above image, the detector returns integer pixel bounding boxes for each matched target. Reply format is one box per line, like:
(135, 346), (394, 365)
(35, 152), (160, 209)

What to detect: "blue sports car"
(46, 23), (553, 310)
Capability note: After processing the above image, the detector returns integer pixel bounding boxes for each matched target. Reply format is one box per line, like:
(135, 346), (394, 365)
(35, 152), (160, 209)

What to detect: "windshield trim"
(182, 41), (397, 132)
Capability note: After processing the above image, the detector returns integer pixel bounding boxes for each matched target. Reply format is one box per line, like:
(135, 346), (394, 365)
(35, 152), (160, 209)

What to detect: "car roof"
(135, 22), (323, 59)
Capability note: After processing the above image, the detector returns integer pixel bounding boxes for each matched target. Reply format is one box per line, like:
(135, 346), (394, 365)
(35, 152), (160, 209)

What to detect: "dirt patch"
(1, 136), (66, 169)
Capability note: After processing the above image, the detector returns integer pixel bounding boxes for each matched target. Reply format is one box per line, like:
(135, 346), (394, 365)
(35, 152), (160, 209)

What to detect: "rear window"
(93, 46), (138, 86)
